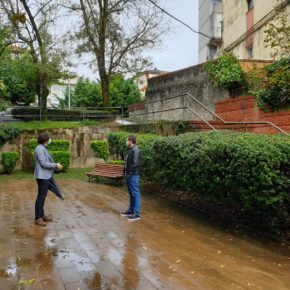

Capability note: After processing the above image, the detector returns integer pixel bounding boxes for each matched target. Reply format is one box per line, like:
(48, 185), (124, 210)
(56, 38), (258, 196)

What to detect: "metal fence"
(0, 106), (127, 123)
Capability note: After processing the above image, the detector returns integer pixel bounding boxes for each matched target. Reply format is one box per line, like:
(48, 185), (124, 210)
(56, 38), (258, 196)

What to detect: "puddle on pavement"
(2, 180), (290, 290)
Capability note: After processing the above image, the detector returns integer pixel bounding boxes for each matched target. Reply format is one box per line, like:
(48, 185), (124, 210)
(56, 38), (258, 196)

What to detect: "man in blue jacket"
(34, 133), (63, 226)
(121, 135), (141, 221)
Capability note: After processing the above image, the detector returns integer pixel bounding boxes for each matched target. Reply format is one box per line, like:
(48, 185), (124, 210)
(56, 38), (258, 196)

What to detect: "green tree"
(110, 74), (141, 107)
(0, 52), (36, 105)
(264, 9), (290, 59)
(0, 0), (68, 109)
(60, 75), (141, 108)
(247, 58), (290, 111)
(74, 0), (167, 106)
(71, 78), (102, 108)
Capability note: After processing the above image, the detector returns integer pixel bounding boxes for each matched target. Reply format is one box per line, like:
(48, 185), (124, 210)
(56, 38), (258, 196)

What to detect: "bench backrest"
(94, 163), (124, 173)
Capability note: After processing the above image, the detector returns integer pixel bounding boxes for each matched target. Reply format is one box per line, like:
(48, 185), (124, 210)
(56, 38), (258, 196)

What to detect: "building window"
(247, 0), (254, 11)
(247, 47), (253, 59)
(207, 45), (218, 60)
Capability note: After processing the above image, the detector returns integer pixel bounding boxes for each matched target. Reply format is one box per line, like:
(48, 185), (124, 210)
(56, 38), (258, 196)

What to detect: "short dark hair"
(127, 135), (136, 144)
(38, 133), (50, 144)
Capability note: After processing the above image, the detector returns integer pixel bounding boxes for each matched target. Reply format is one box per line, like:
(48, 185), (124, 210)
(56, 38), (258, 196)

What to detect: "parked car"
(0, 108), (18, 122)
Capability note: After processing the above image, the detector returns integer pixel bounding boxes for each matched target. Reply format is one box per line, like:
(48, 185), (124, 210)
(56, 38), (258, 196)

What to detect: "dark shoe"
(43, 215), (53, 222)
(127, 215), (141, 221)
(120, 211), (134, 217)
(35, 218), (47, 226)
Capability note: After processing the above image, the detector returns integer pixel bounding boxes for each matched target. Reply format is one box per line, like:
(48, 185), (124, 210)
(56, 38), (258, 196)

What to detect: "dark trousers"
(35, 178), (59, 220)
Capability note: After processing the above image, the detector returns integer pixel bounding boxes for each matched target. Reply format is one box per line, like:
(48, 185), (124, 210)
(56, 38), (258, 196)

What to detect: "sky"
(73, 0), (199, 79)
(149, 0), (199, 72)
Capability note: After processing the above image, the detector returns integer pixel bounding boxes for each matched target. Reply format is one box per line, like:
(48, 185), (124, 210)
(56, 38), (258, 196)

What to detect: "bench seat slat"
(85, 163), (125, 183)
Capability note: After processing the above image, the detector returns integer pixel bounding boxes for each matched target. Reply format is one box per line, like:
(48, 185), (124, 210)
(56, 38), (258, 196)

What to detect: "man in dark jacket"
(121, 135), (141, 221)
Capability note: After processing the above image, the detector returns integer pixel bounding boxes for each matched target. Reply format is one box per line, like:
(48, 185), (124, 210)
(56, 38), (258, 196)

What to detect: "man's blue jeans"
(126, 175), (141, 216)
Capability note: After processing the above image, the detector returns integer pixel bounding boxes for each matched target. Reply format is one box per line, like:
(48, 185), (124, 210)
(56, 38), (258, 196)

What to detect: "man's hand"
(55, 163), (63, 170)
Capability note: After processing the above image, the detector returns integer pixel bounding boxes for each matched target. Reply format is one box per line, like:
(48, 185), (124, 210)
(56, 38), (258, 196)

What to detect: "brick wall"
(239, 60), (272, 72)
(215, 96), (290, 134)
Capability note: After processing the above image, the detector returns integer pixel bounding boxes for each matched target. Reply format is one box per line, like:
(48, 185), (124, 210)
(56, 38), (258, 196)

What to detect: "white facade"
(198, 0), (223, 63)
(135, 69), (168, 99)
(47, 78), (78, 107)
(222, 0), (290, 60)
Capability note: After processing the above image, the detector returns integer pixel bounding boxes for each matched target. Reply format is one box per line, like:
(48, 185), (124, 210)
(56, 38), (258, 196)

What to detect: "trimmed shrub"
(1, 152), (19, 174)
(50, 151), (70, 171)
(205, 53), (244, 92)
(0, 126), (22, 148)
(90, 140), (110, 161)
(28, 139), (70, 171)
(144, 132), (290, 234)
(28, 139), (70, 152)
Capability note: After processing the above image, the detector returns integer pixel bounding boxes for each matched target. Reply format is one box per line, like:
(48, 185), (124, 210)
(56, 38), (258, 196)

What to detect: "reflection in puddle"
(107, 248), (123, 266)
(0, 263), (17, 278)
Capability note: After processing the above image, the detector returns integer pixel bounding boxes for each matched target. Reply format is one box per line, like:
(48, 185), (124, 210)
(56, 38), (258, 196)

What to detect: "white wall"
(198, 0), (222, 63)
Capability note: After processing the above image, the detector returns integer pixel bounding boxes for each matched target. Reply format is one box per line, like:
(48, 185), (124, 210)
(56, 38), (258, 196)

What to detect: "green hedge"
(148, 132), (290, 234)
(90, 140), (110, 161)
(50, 151), (70, 171)
(28, 139), (70, 152)
(1, 152), (19, 174)
(0, 126), (22, 148)
(109, 131), (290, 234)
(28, 139), (70, 171)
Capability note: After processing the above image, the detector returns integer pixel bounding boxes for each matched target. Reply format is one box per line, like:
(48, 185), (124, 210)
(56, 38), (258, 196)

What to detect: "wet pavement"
(0, 179), (290, 290)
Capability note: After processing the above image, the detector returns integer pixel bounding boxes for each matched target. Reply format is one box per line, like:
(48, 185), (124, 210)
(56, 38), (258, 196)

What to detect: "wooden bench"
(85, 163), (124, 184)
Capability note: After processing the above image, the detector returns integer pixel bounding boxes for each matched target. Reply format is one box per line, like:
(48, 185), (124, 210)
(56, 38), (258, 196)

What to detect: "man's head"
(38, 133), (51, 146)
(126, 135), (136, 148)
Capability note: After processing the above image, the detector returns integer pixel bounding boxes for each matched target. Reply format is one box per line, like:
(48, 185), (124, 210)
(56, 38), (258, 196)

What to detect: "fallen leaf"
(101, 255), (107, 261)
(19, 278), (35, 286)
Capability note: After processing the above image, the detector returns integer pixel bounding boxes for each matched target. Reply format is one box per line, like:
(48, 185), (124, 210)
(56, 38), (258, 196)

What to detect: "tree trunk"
(100, 74), (110, 107)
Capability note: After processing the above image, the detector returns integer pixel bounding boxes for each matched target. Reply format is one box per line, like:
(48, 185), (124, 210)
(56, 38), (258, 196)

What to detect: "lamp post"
(68, 79), (71, 110)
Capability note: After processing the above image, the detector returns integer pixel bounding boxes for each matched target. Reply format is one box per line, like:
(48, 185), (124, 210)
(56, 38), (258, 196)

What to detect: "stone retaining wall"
(0, 125), (121, 171)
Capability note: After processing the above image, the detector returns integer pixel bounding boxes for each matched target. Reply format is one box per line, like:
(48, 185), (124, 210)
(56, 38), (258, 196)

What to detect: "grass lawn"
(1, 120), (100, 131)
(0, 168), (90, 182)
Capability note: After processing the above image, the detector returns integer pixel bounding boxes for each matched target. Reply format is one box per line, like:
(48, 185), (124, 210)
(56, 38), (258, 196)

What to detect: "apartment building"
(222, 0), (290, 59)
(198, 0), (223, 63)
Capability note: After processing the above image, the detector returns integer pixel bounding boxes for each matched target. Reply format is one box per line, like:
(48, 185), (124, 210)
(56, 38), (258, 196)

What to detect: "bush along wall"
(0, 126), (22, 148)
(108, 131), (290, 237)
(1, 152), (19, 174)
(151, 132), (290, 236)
(28, 139), (70, 171)
(90, 140), (110, 161)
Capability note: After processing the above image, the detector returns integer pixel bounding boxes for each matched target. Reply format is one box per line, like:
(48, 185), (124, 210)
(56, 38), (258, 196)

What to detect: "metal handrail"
(132, 93), (288, 135)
